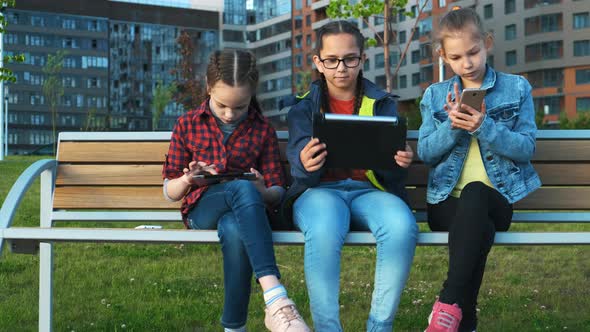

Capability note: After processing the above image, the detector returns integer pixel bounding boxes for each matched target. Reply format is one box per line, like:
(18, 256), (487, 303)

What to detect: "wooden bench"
(2, 130), (590, 331)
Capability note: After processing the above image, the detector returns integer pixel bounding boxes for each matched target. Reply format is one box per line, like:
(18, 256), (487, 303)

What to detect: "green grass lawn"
(1, 156), (589, 331)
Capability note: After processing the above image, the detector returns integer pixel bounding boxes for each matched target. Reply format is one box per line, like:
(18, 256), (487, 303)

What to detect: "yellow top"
(451, 137), (494, 198)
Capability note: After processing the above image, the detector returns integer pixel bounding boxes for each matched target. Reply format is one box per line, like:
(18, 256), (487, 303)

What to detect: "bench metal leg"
(39, 168), (54, 332)
(39, 242), (53, 332)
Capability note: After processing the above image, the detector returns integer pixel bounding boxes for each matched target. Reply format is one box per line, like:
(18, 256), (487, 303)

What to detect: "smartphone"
(192, 172), (257, 186)
(459, 88), (487, 113)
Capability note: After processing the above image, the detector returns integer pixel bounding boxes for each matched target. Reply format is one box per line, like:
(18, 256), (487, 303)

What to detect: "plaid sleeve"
(163, 116), (190, 180)
(258, 125), (286, 188)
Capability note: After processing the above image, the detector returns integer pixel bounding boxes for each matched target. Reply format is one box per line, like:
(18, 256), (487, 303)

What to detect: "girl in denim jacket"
(418, 8), (541, 332)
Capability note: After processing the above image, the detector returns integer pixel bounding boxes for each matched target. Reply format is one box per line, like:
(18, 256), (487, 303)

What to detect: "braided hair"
(206, 49), (263, 113)
(315, 20), (365, 115)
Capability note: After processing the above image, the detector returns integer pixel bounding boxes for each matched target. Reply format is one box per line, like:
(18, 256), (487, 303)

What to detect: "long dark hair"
(206, 49), (263, 113)
(315, 20), (365, 115)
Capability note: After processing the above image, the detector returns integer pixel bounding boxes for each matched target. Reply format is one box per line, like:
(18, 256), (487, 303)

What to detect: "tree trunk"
(383, 0), (391, 93)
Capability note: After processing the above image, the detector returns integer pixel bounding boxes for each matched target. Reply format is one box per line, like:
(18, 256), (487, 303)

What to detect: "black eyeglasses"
(318, 56), (362, 69)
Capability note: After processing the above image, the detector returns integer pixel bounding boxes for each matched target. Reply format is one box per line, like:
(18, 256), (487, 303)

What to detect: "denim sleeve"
(417, 86), (463, 166)
(471, 76), (537, 163)
(286, 100), (321, 185)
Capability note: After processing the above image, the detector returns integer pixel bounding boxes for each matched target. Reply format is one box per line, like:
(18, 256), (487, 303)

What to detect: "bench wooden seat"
(2, 129), (590, 331)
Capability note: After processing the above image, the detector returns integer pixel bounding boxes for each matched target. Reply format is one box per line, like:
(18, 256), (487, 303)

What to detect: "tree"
(559, 111), (590, 129)
(327, 0), (430, 93)
(170, 30), (203, 111)
(42, 51), (66, 154)
(1, 0), (25, 83)
(152, 80), (175, 130)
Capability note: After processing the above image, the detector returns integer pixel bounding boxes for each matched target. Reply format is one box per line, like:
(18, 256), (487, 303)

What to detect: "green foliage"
(152, 80), (175, 130)
(42, 51), (66, 153)
(559, 111), (590, 129)
(402, 96), (423, 130)
(0, 0), (24, 83)
(295, 71), (312, 96)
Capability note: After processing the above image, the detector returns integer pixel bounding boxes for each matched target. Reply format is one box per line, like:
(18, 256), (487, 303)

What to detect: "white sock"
(263, 284), (287, 306)
(224, 325), (246, 332)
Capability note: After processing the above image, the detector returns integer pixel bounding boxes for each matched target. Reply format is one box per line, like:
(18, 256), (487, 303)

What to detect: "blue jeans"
(187, 180), (280, 329)
(293, 179), (418, 332)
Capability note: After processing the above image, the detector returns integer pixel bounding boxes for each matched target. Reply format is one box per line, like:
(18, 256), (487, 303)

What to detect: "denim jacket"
(417, 65), (541, 204)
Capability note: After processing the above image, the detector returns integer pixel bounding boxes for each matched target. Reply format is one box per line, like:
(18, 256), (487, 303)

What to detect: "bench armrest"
(0, 159), (57, 255)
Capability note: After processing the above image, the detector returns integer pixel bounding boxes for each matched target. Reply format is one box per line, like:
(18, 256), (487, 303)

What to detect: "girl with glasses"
(283, 20), (418, 332)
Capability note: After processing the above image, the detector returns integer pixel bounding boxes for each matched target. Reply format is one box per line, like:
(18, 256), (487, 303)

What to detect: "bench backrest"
(53, 130), (590, 220)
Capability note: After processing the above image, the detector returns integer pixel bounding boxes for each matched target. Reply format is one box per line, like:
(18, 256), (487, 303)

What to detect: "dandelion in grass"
(167, 289), (171, 293)
(121, 324), (127, 329)
(213, 283), (218, 288)
(563, 327), (568, 330)
(540, 305), (546, 310)
(534, 289), (539, 294)
(100, 299), (107, 305)
(107, 304), (111, 308)
(130, 278), (135, 282)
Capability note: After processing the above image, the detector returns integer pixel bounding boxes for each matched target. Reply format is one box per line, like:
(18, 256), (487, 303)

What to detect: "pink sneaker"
(425, 299), (462, 332)
(264, 297), (310, 332)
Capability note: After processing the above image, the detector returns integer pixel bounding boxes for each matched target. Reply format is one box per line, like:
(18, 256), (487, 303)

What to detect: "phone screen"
(460, 89), (486, 112)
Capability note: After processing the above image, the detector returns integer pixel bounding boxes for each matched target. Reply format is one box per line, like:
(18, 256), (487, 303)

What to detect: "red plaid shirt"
(163, 99), (285, 223)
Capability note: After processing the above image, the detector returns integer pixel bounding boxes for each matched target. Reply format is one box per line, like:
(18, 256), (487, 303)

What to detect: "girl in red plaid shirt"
(163, 50), (309, 332)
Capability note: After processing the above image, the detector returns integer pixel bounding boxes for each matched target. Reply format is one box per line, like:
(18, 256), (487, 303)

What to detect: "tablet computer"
(192, 172), (256, 186)
(313, 113), (407, 170)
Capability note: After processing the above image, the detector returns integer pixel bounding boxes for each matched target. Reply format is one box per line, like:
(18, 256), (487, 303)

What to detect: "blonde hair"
(435, 7), (490, 52)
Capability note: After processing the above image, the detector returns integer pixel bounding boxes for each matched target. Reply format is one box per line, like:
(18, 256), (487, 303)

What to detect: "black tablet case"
(313, 113), (407, 170)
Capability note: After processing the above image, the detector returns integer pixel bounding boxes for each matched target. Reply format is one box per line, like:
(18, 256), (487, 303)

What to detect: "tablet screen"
(313, 113), (406, 170)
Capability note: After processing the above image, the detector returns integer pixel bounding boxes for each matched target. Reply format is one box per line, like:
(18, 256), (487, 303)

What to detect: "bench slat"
(57, 140), (590, 163)
(5, 227), (590, 245)
(58, 142), (169, 162)
(55, 163), (590, 186)
(53, 187), (180, 209)
(53, 186), (590, 210)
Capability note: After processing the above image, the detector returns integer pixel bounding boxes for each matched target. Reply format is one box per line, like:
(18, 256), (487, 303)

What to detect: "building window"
(576, 69), (590, 84)
(438, 0), (446, 7)
(295, 35), (302, 48)
(398, 10), (406, 22)
(484, 4), (493, 19)
(505, 0), (516, 14)
(306, 34), (311, 46)
(525, 0), (560, 9)
(306, 15), (311, 27)
(578, 98), (590, 112)
(525, 41), (563, 62)
(295, 0), (302, 10)
(411, 5), (418, 17)
(364, 58), (371, 71)
(506, 50), (517, 66)
(525, 14), (563, 35)
(400, 75), (407, 89)
(412, 27), (420, 40)
(294, 16), (302, 29)
(574, 40), (590, 57)
(399, 30), (406, 44)
(375, 53), (385, 69)
(411, 50), (420, 63)
(534, 96), (561, 115)
(505, 24), (516, 40)
(527, 69), (563, 88)
(421, 65), (433, 83)
(573, 12), (590, 29)
(412, 72), (420, 86)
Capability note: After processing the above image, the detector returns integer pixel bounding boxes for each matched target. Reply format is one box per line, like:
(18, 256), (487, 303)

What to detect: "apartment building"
(4, 0), (219, 154)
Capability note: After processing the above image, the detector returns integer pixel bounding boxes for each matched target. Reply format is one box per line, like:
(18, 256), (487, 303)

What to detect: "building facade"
(4, 0), (219, 154)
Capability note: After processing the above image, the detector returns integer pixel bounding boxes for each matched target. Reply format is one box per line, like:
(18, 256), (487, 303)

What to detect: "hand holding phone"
(459, 88), (486, 113)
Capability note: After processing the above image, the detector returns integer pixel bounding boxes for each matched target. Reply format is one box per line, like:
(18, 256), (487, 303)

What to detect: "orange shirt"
(320, 96), (367, 182)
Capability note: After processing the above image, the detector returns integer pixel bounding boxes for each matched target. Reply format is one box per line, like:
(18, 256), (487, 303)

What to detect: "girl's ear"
(312, 54), (324, 74)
